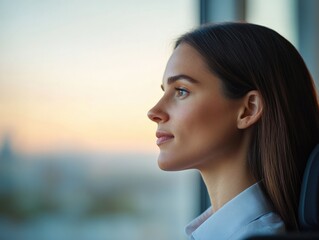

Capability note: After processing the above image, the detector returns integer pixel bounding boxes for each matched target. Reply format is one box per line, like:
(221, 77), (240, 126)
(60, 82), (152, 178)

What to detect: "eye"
(175, 88), (189, 98)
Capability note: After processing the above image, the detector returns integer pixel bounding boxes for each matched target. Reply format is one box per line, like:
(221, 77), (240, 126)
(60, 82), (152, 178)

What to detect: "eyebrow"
(161, 74), (199, 90)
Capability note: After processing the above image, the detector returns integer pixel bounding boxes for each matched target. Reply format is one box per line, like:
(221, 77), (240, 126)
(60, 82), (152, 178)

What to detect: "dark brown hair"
(175, 22), (319, 231)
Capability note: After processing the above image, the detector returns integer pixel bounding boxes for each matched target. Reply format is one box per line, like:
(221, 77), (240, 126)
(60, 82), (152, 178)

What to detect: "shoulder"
(229, 211), (286, 240)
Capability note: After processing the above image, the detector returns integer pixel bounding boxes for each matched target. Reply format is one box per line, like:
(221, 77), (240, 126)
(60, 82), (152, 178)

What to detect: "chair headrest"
(299, 144), (319, 231)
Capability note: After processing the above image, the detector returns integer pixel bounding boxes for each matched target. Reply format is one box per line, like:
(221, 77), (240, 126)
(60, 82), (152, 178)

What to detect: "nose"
(147, 104), (169, 123)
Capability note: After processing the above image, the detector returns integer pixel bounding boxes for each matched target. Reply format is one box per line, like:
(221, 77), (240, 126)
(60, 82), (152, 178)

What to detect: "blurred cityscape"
(0, 135), (197, 240)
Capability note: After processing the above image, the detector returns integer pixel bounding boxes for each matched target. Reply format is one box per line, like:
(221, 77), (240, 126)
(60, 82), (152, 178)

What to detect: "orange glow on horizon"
(0, 0), (197, 155)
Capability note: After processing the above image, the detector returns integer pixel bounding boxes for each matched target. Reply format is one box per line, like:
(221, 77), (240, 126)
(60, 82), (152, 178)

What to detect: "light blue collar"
(185, 182), (274, 240)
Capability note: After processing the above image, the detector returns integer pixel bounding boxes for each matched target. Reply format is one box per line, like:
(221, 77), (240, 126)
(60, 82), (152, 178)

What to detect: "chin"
(157, 159), (175, 171)
(157, 155), (192, 172)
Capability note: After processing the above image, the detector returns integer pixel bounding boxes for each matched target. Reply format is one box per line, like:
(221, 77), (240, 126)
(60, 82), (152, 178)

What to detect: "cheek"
(182, 99), (235, 133)
(178, 100), (239, 156)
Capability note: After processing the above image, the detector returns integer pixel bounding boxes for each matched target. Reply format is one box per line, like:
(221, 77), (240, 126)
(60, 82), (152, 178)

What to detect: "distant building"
(0, 133), (14, 162)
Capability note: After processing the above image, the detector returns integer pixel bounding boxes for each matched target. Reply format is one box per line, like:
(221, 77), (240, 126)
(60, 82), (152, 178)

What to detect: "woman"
(147, 22), (319, 240)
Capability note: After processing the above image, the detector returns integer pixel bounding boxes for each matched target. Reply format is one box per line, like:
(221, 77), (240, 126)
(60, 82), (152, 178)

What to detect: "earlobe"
(237, 90), (263, 129)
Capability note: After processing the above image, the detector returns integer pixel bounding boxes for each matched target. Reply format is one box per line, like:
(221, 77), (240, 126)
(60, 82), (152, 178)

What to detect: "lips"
(156, 131), (174, 145)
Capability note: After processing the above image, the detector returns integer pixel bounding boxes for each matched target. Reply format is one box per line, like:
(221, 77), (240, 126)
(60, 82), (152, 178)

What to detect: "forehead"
(163, 43), (211, 81)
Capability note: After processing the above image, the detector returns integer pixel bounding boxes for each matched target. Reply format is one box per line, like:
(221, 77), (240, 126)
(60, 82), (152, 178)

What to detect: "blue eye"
(175, 88), (189, 98)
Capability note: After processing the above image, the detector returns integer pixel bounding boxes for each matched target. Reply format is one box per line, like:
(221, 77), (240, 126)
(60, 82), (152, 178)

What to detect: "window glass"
(0, 1), (198, 239)
(246, 0), (297, 46)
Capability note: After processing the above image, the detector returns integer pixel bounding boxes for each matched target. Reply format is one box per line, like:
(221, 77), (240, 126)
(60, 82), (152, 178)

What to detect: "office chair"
(299, 144), (319, 231)
(246, 144), (319, 239)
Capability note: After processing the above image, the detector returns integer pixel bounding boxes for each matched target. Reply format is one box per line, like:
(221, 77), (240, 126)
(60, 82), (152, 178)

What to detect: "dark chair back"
(299, 144), (319, 231)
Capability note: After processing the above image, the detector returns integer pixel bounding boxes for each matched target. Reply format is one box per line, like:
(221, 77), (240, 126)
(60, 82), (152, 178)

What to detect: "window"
(0, 1), (198, 239)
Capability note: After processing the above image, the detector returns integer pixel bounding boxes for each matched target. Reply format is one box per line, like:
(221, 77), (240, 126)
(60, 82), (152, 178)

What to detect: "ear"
(237, 90), (263, 129)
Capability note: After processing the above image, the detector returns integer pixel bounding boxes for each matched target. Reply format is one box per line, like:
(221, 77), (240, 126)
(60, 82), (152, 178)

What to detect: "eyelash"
(175, 87), (189, 98)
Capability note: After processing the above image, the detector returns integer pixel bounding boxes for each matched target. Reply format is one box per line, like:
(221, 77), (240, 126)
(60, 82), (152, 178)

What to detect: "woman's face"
(147, 43), (243, 171)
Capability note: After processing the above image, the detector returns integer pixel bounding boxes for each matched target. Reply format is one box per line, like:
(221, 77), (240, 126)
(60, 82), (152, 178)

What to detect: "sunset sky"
(0, 0), (197, 154)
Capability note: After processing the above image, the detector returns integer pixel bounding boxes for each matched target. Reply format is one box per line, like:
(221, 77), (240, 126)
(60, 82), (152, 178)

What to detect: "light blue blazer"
(185, 182), (285, 240)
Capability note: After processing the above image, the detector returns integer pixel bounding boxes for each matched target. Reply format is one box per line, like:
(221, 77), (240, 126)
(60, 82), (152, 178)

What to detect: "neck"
(199, 133), (256, 213)
(200, 162), (256, 213)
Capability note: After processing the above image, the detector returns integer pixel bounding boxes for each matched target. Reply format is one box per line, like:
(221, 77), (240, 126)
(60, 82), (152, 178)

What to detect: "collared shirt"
(185, 182), (285, 240)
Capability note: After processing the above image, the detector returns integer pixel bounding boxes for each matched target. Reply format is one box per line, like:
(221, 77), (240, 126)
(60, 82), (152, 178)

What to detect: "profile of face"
(147, 43), (254, 172)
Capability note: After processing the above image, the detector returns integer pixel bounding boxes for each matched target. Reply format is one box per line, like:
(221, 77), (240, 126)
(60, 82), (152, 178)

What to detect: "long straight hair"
(175, 22), (319, 231)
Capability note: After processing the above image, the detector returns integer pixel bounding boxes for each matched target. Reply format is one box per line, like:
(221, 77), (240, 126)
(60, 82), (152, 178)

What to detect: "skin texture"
(148, 43), (263, 212)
